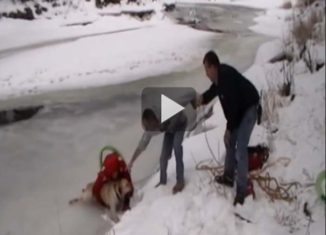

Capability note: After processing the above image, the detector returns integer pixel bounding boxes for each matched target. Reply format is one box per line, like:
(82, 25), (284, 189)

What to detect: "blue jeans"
(224, 105), (257, 197)
(160, 127), (186, 185)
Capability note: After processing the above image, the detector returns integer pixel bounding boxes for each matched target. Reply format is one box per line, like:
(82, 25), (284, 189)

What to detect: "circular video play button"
(141, 87), (197, 131)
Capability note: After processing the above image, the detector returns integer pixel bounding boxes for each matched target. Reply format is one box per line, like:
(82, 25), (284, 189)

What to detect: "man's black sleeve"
(201, 84), (218, 105)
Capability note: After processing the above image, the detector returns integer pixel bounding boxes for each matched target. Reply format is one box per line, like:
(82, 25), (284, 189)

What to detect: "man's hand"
(224, 129), (231, 148)
(127, 160), (134, 172)
(191, 95), (203, 109)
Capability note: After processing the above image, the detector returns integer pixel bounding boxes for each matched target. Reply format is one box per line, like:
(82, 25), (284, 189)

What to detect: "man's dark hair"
(203, 50), (220, 67)
(142, 108), (157, 121)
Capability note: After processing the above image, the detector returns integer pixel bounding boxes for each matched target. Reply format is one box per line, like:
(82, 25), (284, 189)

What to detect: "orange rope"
(195, 158), (301, 202)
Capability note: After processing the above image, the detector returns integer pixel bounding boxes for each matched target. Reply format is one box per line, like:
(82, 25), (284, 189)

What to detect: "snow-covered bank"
(0, 1), (167, 53)
(110, 0), (325, 234)
(0, 20), (215, 100)
(0, 0), (223, 101)
(0, 0), (163, 20)
(0, 16), (153, 52)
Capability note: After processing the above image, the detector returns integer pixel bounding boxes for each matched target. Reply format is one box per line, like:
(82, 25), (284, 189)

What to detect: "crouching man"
(128, 108), (188, 194)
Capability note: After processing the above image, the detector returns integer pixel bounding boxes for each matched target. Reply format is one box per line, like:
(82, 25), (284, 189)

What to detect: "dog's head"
(117, 178), (133, 198)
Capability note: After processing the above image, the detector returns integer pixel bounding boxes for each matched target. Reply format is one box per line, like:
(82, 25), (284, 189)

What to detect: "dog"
(69, 178), (133, 222)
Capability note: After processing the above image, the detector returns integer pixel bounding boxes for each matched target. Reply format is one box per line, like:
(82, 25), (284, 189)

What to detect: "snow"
(0, 1), (169, 53)
(0, 17), (151, 51)
(250, 8), (292, 38)
(0, 0), (162, 19)
(112, 140), (290, 235)
(0, 26), (215, 100)
(0, 1), (217, 101)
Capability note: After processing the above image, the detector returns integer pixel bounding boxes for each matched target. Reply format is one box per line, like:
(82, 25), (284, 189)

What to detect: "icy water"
(0, 3), (267, 235)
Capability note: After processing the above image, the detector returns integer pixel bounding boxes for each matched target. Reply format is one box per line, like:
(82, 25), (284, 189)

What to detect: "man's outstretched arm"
(128, 132), (152, 170)
(191, 84), (218, 108)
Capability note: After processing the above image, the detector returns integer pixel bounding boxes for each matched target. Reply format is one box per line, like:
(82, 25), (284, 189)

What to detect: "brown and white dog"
(69, 178), (133, 222)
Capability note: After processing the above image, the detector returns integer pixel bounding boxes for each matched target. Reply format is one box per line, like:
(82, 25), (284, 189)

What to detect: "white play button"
(161, 94), (185, 123)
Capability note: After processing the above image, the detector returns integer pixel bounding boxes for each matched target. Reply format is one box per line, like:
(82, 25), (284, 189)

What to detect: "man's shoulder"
(220, 63), (239, 75)
(220, 64), (249, 85)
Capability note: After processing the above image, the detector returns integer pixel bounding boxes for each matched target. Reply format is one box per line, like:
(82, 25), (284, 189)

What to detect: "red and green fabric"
(92, 146), (133, 207)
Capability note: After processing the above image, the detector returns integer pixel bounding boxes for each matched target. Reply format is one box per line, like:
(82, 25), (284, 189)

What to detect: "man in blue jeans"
(128, 108), (187, 194)
(194, 50), (260, 206)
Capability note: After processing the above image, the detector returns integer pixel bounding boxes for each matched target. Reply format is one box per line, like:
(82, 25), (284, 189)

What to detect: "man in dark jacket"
(195, 50), (260, 206)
